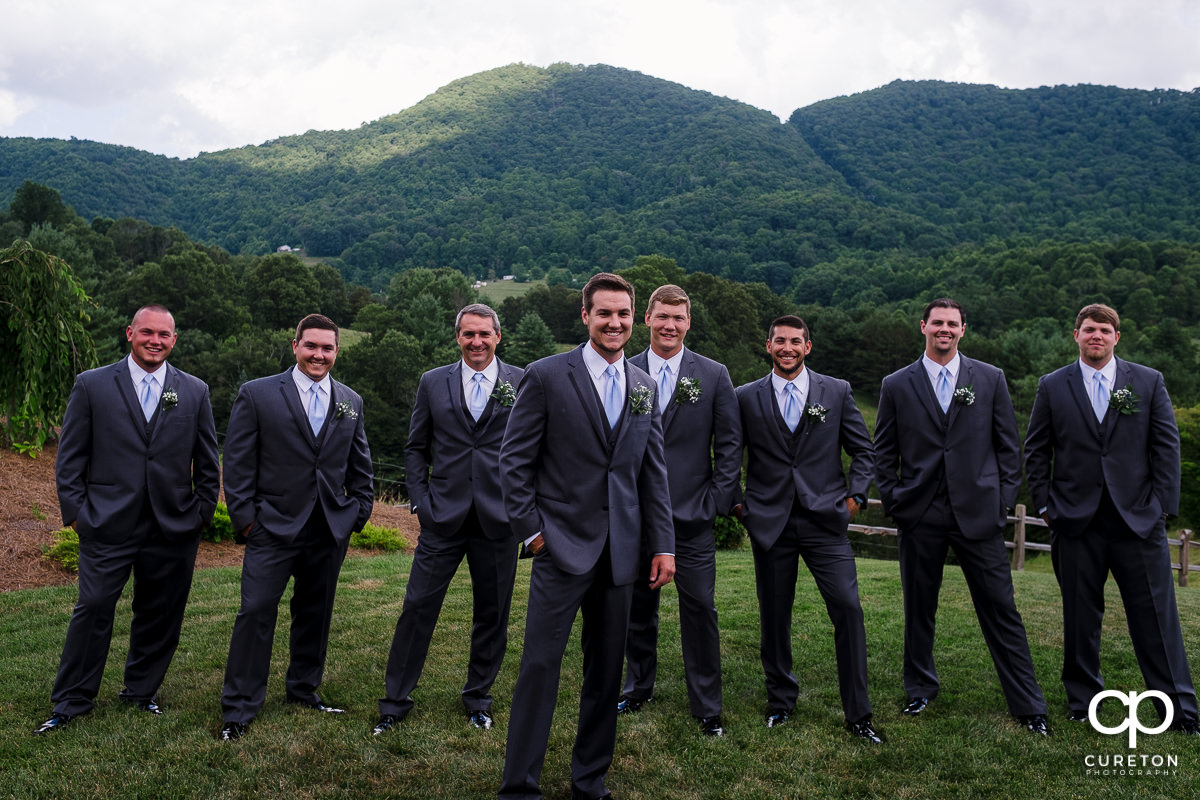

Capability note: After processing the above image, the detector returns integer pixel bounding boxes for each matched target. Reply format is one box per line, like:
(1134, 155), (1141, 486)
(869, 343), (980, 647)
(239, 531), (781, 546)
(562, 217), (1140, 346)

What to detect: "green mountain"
(2, 65), (1198, 290)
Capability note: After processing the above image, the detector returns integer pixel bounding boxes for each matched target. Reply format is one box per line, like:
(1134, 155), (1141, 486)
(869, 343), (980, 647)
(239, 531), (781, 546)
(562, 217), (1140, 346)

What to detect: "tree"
(504, 312), (558, 367)
(243, 253), (322, 330)
(0, 240), (97, 453)
(9, 181), (71, 233)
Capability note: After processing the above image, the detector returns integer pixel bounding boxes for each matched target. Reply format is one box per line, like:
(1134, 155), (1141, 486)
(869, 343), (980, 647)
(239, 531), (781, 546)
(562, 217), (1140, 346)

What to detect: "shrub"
(350, 522), (406, 552)
(713, 514), (745, 550)
(202, 502), (236, 543)
(43, 527), (79, 572)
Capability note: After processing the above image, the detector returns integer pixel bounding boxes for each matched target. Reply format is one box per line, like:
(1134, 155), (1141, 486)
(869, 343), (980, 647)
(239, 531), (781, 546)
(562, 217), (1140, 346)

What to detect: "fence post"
(1180, 530), (1191, 588)
(1012, 503), (1026, 572)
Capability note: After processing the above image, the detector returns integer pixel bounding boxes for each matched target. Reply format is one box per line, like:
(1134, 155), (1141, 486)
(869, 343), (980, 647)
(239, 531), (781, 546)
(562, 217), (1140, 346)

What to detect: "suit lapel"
(280, 368), (320, 450)
(1106, 358), (1134, 436)
(755, 376), (791, 450)
(945, 359), (972, 429)
(1064, 362), (1103, 442)
(906, 360), (946, 430)
(566, 346), (610, 450)
(661, 349), (692, 430)
(115, 357), (150, 443)
(476, 361), (516, 435)
(445, 362), (475, 435)
(146, 363), (179, 443)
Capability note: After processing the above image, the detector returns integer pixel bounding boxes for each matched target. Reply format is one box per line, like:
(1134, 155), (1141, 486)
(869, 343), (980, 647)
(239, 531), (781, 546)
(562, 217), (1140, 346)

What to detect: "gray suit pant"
(623, 526), (721, 719)
(1052, 492), (1197, 722)
(52, 522), (198, 716)
(500, 550), (633, 800)
(380, 508), (518, 718)
(751, 512), (872, 722)
(221, 513), (347, 723)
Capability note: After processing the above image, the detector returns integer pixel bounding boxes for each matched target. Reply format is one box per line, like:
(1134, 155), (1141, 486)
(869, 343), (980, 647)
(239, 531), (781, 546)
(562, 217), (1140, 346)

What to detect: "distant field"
(476, 277), (544, 303)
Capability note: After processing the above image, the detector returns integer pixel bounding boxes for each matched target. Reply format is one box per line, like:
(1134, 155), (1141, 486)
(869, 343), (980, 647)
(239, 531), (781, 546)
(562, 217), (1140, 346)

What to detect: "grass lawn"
(2, 551), (1196, 799)
(476, 278), (544, 304)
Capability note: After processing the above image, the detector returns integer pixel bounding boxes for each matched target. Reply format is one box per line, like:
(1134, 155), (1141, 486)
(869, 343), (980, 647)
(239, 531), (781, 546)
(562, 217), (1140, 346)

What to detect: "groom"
(498, 272), (675, 800)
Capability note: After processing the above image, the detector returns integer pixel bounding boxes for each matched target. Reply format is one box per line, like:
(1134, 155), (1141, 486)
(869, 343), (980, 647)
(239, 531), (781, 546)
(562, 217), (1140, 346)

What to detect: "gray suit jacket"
(499, 345), (674, 585)
(736, 369), (874, 550)
(56, 356), (220, 542)
(406, 359), (524, 540)
(874, 356), (1021, 539)
(1025, 357), (1180, 539)
(223, 366), (374, 543)
(629, 347), (742, 531)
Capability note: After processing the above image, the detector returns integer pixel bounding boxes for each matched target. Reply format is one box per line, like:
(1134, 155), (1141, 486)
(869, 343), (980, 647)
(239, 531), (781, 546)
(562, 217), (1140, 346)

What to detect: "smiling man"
(874, 298), (1048, 735)
(735, 314), (881, 743)
(374, 304), (523, 736)
(498, 272), (675, 800)
(620, 284), (741, 737)
(36, 305), (219, 735)
(1026, 303), (1198, 733)
(218, 313), (373, 741)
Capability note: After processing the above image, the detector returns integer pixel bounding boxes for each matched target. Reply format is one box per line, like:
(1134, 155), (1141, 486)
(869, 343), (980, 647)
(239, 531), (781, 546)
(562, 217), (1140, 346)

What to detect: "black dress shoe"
(616, 695), (651, 715)
(33, 713), (73, 735)
(135, 701), (164, 715)
(372, 714), (400, 736)
(287, 697), (345, 714)
(219, 721), (249, 741)
(698, 715), (724, 737)
(847, 717), (884, 743)
(1176, 718), (1200, 736)
(1019, 714), (1050, 736)
(467, 710), (493, 730)
(765, 711), (791, 728)
(1066, 711), (1088, 723)
(902, 697), (931, 716)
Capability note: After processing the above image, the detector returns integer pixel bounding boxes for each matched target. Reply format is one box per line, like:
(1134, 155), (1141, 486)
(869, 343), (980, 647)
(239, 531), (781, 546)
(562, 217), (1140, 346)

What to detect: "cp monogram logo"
(1088, 690), (1174, 748)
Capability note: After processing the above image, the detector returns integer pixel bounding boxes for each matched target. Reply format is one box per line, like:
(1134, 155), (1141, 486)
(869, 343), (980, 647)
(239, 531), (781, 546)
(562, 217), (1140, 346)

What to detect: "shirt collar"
(1079, 357), (1117, 384)
(292, 365), (331, 395)
(462, 357), (500, 386)
(770, 368), (809, 398)
(922, 353), (960, 384)
(127, 356), (166, 386)
(647, 347), (685, 378)
(583, 342), (624, 381)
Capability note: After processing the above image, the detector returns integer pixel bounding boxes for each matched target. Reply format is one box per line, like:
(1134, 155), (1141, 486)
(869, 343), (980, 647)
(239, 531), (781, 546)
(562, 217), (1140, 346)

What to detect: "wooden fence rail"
(849, 500), (1196, 587)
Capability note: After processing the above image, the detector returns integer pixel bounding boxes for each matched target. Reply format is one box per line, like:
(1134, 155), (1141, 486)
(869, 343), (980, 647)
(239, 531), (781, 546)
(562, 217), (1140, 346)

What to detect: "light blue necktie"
(1092, 372), (1108, 422)
(308, 385), (325, 435)
(469, 372), (487, 421)
(604, 364), (622, 429)
(658, 363), (673, 409)
(783, 382), (800, 432)
(140, 375), (157, 422)
(936, 367), (952, 413)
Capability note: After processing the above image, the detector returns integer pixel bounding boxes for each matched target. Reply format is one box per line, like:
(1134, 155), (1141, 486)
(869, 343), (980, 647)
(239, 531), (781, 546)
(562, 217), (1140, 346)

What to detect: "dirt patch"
(0, 443), (418, 593)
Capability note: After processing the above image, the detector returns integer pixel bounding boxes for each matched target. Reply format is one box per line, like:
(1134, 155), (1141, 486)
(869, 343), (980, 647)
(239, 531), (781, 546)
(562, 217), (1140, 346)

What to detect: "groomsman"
(874, 298), (1048, 735)
(1026, 303), (1198, 732)
(620, 284), (741, 737)
(735, 315), (881, 743)
(498, 272), (675, 800)
(374, 304), (523, 735)
(219, 313), (373, 741)
(36, 304), (219, 734)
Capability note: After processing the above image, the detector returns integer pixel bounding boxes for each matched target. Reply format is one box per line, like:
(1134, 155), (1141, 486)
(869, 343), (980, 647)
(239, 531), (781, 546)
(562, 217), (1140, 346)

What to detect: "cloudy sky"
(3, 0), (1197, 159)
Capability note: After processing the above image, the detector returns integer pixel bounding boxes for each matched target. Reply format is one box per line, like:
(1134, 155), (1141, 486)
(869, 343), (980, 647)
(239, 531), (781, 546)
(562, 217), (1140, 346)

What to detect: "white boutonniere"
(1109, 384), (1140, 415)
(161, 387), (179, 410)
(491, 380), (516, 407)
(953, 385), (975, 406)
(675, 376), (702, 405)
(804, 403), (828, 423)
(335, 400), (358, 419)
(629, 385), (654, 415)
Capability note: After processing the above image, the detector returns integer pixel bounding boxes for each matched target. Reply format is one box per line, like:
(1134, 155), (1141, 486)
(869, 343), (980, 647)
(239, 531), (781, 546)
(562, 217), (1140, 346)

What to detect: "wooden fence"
(849, 500), (1197, 587)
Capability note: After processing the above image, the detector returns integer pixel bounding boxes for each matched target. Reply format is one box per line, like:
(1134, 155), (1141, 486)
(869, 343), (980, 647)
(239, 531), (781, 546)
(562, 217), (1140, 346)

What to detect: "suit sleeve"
(404, 374), (434, 514)
(345, 398), (374, 532)
(839, 385), (875, 497)
(55, 374), (92, 526)
(872, 378), (899, 514)
(222, 384), (260, 532)
(499, 363), (547, 540)
(192, 383), (221, 523)
(991, 371), (1022, 510)
(1147, 371), (1182, 516)
(640, 399), (675, 556)
(709, 364), (743, 515)
(1023, 376), (1053, 513)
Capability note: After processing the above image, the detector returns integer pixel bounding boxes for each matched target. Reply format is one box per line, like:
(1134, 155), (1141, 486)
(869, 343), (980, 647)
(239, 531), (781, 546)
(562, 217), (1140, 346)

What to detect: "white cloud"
(1, 0), (1196, 158)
